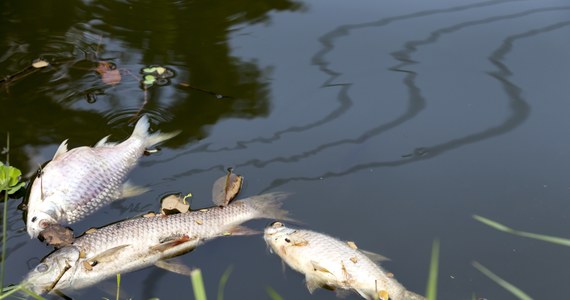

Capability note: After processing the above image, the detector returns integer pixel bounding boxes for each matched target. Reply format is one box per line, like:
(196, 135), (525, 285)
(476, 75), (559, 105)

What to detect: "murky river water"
(1, 0), (570, 299)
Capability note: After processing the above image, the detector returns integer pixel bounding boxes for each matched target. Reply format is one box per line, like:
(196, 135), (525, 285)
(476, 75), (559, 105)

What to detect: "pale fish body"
(264, 222), (425, 300)
(25, 115), (179, 238)
(23, 193), (289, 294)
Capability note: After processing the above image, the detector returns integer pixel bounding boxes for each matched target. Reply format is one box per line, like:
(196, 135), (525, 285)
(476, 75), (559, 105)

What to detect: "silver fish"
(25, 115), (179, 238)
(264, 222), (425, 300)
(23, 192), (289, 294)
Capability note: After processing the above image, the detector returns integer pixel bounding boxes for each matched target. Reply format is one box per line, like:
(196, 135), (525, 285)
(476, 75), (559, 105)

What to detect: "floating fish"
(24, 115), (180, 238)
(23, 192), (289, 295)
(264, 222), (425, 300)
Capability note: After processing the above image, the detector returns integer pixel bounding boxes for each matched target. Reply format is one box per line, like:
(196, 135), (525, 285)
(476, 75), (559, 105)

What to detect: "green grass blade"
(0, 285), (21, 299)
(190, 269), (207, 300)
(216, 266), (233, 300)
(19, 286), (46, 300)
(472, 262), (533, 300)
(266, 287), (283, 300)
(1, 133), (9, 294)
(425, 239), (439, 300)
(116, 273), (121, 300)
(473, 215), (570, 247)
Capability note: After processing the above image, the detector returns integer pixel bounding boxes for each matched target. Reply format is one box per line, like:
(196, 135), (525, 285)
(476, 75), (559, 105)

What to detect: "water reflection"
(163, 4), (568, 191)
(0, 0), (303, 175)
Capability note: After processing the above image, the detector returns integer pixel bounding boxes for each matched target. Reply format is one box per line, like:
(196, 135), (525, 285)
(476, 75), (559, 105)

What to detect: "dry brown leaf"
(161, 194), (190, 215)
(39, 224), (74, 248)
(346, 241), (358, 250)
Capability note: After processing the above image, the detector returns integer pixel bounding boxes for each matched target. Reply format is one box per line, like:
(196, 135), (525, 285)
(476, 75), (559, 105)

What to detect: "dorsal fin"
(360, 249), (390, 262)
(95, 135), (116, 147)
(52, 140), (69, 160)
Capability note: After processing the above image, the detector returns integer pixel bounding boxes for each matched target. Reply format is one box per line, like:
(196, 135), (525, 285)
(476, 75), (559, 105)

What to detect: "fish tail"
(244, 192), (291, 221)
(132, 114), (181, 148)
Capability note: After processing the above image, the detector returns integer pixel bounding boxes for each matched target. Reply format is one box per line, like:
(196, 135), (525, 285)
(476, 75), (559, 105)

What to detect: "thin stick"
(1, 133), (10, 294)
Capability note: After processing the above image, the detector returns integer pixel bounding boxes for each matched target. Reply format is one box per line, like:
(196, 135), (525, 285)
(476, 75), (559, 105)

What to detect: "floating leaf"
(212, 169), (243, 206)
(156, 66), (166, 75)
(160, 194), (190, 215)
(143, 74), (156, 86)
(142, 67), (157, 73)
(32, 58), (49, 69)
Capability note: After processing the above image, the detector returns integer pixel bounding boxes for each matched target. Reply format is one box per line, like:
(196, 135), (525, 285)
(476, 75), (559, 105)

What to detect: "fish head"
(263, 221), (298, 251)
(26, 209), (58, 239)
(23, 246), (81, 294)
(24, 170), (59, 238)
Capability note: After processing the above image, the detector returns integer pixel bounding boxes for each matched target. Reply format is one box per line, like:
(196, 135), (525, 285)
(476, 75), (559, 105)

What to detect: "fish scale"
(24, 115), (180, 238)
(23, 193), (289, 294)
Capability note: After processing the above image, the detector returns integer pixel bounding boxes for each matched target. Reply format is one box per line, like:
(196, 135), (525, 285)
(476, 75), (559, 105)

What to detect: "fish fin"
(94, 135), (117, 147)
(155, 259), (193, 276)
(360, 249), (390, 262)
(335, 289), (351, 298)
(131, 114), (180, 148)
(310, 260), (332, 274)
(240, 192), (293, 221)
(305, 274), (326, 294)
(89, 244), (130, 264)
(120, 181), (149, 198)
(52, 139), (69, 160)
(151, 235), (196, 252)
(222, 225), (260, 236)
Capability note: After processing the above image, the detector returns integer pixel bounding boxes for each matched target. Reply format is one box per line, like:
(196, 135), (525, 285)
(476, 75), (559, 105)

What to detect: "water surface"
(2, 0), (570, 299)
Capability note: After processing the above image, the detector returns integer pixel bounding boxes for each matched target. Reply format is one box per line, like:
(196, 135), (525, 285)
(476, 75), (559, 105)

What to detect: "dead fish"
(23, 192), (289, 295)
(24, 115), (180, 238)
(264, 222), (425, 300)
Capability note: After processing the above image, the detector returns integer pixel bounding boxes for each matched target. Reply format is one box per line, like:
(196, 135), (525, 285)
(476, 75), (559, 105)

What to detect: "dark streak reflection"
(262, 20), (570, 192)
(168, 6), (569, 188)
(159, 0), (523, 159)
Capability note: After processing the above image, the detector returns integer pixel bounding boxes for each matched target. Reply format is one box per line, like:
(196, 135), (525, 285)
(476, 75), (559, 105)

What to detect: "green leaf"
(0, 163), (24, 194)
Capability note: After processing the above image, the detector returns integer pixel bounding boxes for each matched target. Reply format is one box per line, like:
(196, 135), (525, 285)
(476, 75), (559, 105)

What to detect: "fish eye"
(36, 263), (49, 273)
(31, 217), (37, 223)
(285, 238), (291, 243)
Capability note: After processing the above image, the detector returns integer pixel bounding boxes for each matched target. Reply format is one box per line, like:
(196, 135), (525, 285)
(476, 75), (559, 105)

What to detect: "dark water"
(1, 0), (570, 299)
